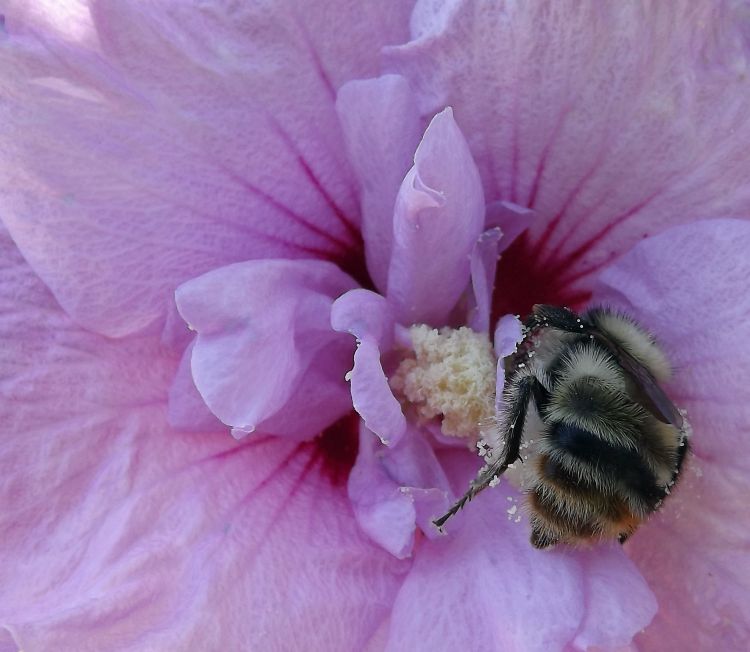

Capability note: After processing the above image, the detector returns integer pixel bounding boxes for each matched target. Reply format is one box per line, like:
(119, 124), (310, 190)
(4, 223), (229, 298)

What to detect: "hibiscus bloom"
(2, 1), (749, 651)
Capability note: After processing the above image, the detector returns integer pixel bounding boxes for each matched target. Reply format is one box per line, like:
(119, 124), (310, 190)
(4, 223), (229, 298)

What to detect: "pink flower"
(2, 2), (750, 650)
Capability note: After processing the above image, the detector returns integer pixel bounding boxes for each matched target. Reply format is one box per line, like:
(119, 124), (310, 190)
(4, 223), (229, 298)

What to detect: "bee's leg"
(497, 371), (550, 467)
(433, 373), (548, 529)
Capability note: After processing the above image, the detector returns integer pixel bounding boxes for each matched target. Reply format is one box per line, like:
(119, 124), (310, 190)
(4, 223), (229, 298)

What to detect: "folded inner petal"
(349, 423), (452, 559)
(168, 341), (226, 433)
(467, 227), (501, 333)
(387, 107), (485, 326)
(348, 426), (419, 559)
(176, 259), (356, 439)
(332, 289), (407, 446)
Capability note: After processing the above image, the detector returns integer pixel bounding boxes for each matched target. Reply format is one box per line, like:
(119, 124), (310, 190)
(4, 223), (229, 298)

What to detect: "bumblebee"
(434, 304), (690, 548)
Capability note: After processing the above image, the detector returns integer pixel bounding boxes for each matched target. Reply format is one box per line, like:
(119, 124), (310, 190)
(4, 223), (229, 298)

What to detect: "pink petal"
(570, 546), (657, 650)
(0, 0), (413, 336)
(0, 228), (409, 650)
(168, 342), (225, 433)
(467, 227), (501, 333)
(1, 0), (95, 41)
(379, 424), (453, 539)
(336, 74), (422, 291)
(332, 289), (407, 446)
(493, 313), (524, 359)
(386, 451), (655, 651)
(493, 313), (524, 411)
(349, 423), (452, 559)
(485, 200), (535, 253)
(331, 287), (397, 350)
(349, 338), (407, 446)
(348, 426), (419, 559)
(592, 219), (750, 650)
(387, 107), (485, 326)
(387, 2), (750, 313)
(176, 259), (357, 439)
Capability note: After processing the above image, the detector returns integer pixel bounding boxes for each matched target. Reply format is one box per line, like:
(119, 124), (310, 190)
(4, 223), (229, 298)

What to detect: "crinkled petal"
(176, 259), (356, 439)
(332, 289), (407, 446)
(592, 219), (750, 650)
(467, 228), (501, 333)
(380, 424), (452, 538)
(331, 288), (397, 349)
(336, 74), (422, 291)
(494, 313), (524, 359)
(349, 423), (451, 559)
(0, 228), (409, 651)
(349, 338), (407, 446)
(348, 426), (418, 559)
(0, 0), (413, 336)
(387, 1), (750, 310)
(387, 107), (485, 326)
(385, 451), (655, 652)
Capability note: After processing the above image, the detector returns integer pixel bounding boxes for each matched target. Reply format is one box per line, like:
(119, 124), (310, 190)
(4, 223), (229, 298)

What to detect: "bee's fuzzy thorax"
(585, 307), (672, 381)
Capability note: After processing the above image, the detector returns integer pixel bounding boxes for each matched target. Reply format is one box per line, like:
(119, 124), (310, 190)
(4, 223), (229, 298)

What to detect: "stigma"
(390, 325), (497, 439)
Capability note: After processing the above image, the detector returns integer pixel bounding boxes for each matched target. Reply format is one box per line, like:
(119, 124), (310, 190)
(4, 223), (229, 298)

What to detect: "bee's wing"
(594, 332), (684, 430)
(529, 305), (684, 431)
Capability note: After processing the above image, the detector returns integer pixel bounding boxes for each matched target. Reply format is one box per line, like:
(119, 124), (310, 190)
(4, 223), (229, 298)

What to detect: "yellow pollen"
(390, 325), (497, 438)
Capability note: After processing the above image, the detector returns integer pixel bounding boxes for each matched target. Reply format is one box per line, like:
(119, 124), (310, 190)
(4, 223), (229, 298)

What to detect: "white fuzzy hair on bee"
(433, 304), (690, 549)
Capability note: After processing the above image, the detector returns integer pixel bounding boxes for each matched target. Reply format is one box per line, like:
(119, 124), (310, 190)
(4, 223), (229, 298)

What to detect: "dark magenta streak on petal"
(558, 251), (620, 287)
(311, 411), (361, 487)
(492, 233), (592, 320)
(544, 189), (662, 275)
(242, 447), (321, 558)
(273, 449), (322, 518)
(196, 436), (275, 467)
(529, 155), (603, 261)
(240, 446), (303, 505)
(268, 118), (361, 243)
(216, 163), (354, 253)
(526, 108), (570, 210)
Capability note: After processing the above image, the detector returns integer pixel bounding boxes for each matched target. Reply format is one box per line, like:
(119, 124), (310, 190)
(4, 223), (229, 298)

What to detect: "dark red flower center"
(492, 233), (592, 321)
(313, 410), (360, 486)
